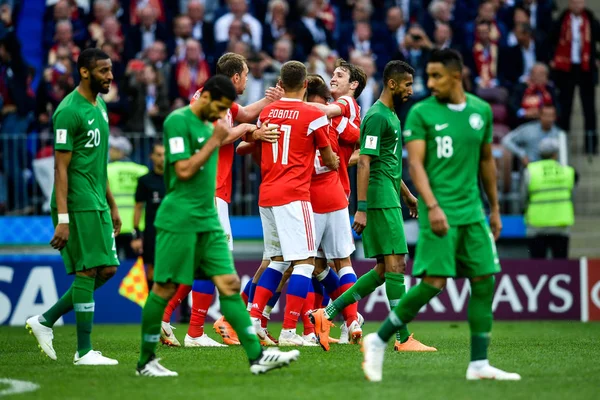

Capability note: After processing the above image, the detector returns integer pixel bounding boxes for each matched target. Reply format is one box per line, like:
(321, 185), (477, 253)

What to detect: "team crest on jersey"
(102, 109), (109, 122)
(469, 113), (484, 130)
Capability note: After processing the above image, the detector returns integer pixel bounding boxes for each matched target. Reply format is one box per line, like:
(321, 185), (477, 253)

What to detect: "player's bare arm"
(480, 142), (502, 240)
(348, 148), (360, 167)
(222, 123), (258, 145)
(308, 102), (343, 119)
(352, 154), (371, 235)
(131, 201), (144, 254)
(244, 121), (281, 143)
(319, 145), (340, 170)
(406, 139), (449, 237)
(106, 179), (122, 236)
(400, 180), (418, 218)
(175, 119), (230, 180)
(50, 150), (72, 250)
(235, 86), (284, 123)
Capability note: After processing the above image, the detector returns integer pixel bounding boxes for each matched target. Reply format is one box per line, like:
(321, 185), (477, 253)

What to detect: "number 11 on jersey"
(272, 125), (291, 165)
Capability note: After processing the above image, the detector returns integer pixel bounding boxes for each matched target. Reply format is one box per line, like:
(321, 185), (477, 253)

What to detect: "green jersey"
(154, 106), (220, 233)
(50, 90), (110, 211)
(359, 100), (403, 209)
(403, 93), (493, 228)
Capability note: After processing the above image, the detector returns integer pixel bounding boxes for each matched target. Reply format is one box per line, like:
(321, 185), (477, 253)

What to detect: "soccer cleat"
(160, 322), (181, 347)
(136, 355), (178, 377)
(250, 348), (300, 375)
(466, 362), (521, 381)
(393, 334), (437, 352)
(338, 321), (349, 344)
(309, 309), (334, 351)
(184, 334), (227, 347)
(25, 315), (57, 360)
(349, 320), (363, 344)
(251, 317), (274, 346)
(73, 350), (118, 365)
(213, 316), (240, 345)
(265, 329), (279, 346)
(361, 333), (386, 382)
(301, 333), (319, 346)
(278, 329), (305, 346)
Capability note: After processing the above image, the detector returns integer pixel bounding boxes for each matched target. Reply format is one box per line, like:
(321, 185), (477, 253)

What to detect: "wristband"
(58, 213), (69, 224)
(427, 203), (439, 211)
(357, 201), (368, 212)
(131, 229), (143, 240)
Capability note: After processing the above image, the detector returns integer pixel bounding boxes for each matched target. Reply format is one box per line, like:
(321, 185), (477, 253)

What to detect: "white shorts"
(314, 207), (355, 260)
(260, 200), (317, 261)
(215, 197), (233, 251)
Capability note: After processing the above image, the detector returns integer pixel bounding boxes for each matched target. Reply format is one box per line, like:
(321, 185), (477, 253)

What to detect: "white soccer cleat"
(339, 321), (349, 344)
(301, 333), (319, 346)
(278, 329), (305, 346)
(250, 348), (300, 375)
(136, 355), (178, 377)
(160, 322), (181, 347)
(184, 334), (227, 347)
(466, 361), (522, 381)
(25, 315), (57, 360)
(251, 317), (271, 344)
(349, 320), (363, 344)
(358, 312), (365, 326)
(361, 333), (386, 382)
(73, 350), (118, 366)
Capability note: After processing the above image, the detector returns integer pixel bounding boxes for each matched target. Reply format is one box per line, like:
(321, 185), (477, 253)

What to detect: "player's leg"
(185, 280), (224, 347)
(461, 222), (520, 380)
(301, 281), (317, 344)
(159, 283), (191, 347)
(137, 229), (195, 377)
(245, 259), (269, 310)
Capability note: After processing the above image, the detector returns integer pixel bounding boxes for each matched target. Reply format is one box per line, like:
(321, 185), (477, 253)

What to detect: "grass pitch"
(1, 321), (599, 400)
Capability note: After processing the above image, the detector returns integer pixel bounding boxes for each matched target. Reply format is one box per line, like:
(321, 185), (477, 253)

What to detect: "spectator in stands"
(98, 16), (124, 55)
(387, 0), (423, 26)
(144, 40), (170, 85)
(344, 21), (382, 61)
(517, 0), (554, 34)
(384, 6), (407, 54)
(100, 42), (128, 126)
(262, 0), (290, 56)
(433, 22), (461, 53)
(100, 40), (125, 82)
(464, 0), (508, 50)
(508, 62), (558, 127)
(228, 40), (251, 60)
(502, 105), (566, 166)
(315, 0), (337, 34)
(506, 6), (531, 47)
(500, 23), (549, 89)
(214, 0), (262, 51)
(125, 5), (169, 61)
(294, 0), (334, 61)
(424, 0), (452, 40)
(170, 39), (210, 107)
(393, 25), (432, 101)
(272, 37), (293, 66)
(47, 20), (81, 66)
(550, 0), (599, 155)
(88, 0), (114, 46)
(306, 43), (336, 83)
(469, 21), (501, 90)
(187, 0), (214, 57)
(169, 15), (193, 62)
(43, 0), (87, 53)
(522, 138), (575, 259)
(124, 62), (169, 136)
(238, 53), (271, 106)
(214, 17), (255, 58)
(128, 0), (165, 26)
(352, 53), (378, 117)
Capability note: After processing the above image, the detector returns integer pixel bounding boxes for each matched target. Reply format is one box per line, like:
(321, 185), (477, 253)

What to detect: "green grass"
(1, 322), (599, 400)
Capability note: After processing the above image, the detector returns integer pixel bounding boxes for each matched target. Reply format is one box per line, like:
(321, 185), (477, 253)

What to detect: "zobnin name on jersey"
(266, 109), (300, 120)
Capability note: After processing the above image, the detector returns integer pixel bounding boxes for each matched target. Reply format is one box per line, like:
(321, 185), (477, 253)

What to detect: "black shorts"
(142, 233), (156, 266)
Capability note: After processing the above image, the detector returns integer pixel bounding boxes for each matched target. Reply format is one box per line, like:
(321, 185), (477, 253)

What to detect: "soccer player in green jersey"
(26, 48), (121, 365)
(136, 75), (299, 377)
(311, 60), (435, 352)
(362, 49), (521, 382)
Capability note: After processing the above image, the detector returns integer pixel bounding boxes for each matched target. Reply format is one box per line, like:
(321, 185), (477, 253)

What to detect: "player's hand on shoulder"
(428, 205), (449, 237)
(50, 223), (69, 250)
(252, 121), (280, 143)
(265, 86), (284, 102)
(352, 211), (367, 235)
(213, 119), (230, 144)
(489, 208), (502, 241)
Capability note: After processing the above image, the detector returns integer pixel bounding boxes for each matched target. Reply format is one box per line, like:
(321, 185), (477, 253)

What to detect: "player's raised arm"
(308, 102), (344, 119)
(235, 86), (284, 123)
(479, 106), (501, 240)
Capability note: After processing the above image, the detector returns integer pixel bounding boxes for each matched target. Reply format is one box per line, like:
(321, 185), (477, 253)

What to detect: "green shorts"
(362, 207), (408, 259)
(51, 209), (119, 274)
(153, 228), (235, 285)
(412, 220), (501, 278)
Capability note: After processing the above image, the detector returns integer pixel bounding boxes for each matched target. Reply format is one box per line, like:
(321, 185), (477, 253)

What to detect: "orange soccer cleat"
(213, 316), (240, 345)
(309, 309), (334, 351)
(393, 334), (437, 352)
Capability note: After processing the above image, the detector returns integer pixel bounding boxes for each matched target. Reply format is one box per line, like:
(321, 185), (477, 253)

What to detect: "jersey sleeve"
(52, 107), (81, 152)
(332, 98), (349, 117)
(164, 115), (192, 163)
(484, 104), (493, 144)
(339, 121), (360, 145)
(402, 106), (427, 143)
(135, 175), (148, 203)
(360, 112), (386, 156)
(230, 102), (240, 121)
(308, 113), (330, 148)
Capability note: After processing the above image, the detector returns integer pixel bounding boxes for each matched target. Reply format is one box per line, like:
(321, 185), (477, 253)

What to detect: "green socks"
(468, 277), (495, 361)
(72, 275), (96, 356)
(377, 281), (442, 342)
(41, 272), (112, 328)
(219, 294), (262, 361)
(139, 291), (168, 367)
(325, 269), (383, 320)
(384, 272), (410, 343)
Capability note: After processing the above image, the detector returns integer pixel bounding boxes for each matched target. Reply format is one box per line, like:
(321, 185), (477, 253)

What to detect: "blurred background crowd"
(0, 0), (597, 224)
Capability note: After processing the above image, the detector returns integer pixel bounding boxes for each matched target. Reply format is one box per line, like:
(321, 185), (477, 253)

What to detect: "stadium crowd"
(0, 0), (597, 215)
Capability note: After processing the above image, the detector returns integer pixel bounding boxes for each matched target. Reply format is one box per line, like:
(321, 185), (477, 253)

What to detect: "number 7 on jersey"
(272, 125), (292, 165)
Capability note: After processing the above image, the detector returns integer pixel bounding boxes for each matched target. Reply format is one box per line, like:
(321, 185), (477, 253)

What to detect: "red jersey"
(191, 89), (239, 203)
(258, 98), (330, 207)
(330, 96), (361, 197)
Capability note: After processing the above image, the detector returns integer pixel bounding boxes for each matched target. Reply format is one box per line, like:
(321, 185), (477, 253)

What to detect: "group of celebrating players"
(26, 45), (521, 382)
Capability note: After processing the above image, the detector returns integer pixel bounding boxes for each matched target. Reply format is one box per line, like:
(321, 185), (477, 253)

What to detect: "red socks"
(162, 284), (191, 322)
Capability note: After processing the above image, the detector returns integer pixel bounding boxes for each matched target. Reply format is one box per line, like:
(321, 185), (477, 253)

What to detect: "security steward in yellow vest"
(107, 136), (148, 260)
(522, 138), (575, 259)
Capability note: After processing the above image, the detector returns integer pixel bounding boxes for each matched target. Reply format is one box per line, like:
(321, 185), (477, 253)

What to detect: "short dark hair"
(334, 58), (368, 99)
(76, 48), (110, 75)
(383, 60), (415, 83)
(307, 74), (330, 101)
(280, 61), (306, 92)
(216, 52), (247, 78)
(428, 48), (464, 73)
(152, 141), (164, 153)
(202, 75), (237, 102)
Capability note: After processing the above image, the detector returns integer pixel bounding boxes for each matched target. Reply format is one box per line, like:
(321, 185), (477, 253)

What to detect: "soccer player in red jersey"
(250, 61), (339, 346)
(160, 53), (282, 347)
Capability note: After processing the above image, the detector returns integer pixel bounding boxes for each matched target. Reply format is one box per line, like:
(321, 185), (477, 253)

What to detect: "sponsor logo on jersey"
(169, 137), (185, 154)
(365, 135), (378, 149)
(56, 129), (67, 144)
(469, 113), (484, 130)
(435, 123), (449, 131)
(102, 109), (109, 122)
(88, 119), (95, 125)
